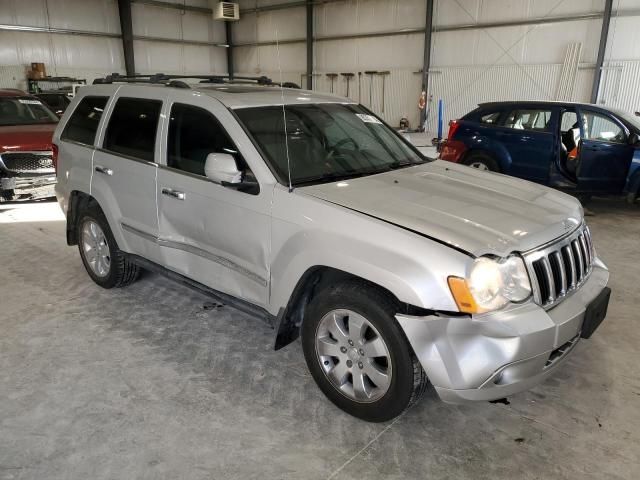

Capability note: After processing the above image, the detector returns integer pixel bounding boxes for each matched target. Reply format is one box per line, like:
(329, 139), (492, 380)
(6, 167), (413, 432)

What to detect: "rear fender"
(461, 136), (513, 173)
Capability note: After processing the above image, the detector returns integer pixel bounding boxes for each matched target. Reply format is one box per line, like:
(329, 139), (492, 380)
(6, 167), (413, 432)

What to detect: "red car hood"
(0, 123), (57, 152)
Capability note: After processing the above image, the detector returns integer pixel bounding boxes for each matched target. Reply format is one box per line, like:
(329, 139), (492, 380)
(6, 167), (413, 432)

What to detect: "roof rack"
(92, 73), (300, 89)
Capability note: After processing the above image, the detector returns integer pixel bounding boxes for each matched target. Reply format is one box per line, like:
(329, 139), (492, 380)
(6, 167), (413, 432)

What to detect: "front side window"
(582, 112), (626, 144)
(0, 96), (58, 126)
(168, 103), (240, 177)
(103, 97), (162, 162)
(235, 104), (425, 186)
(503, 109), (552, 131)
(61, 96), (108, 145)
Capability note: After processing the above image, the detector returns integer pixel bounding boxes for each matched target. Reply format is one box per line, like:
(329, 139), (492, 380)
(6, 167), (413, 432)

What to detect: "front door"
(156, 98), (271, 307)
(91, 88), (166, 263)
(575, 109), (634, 194)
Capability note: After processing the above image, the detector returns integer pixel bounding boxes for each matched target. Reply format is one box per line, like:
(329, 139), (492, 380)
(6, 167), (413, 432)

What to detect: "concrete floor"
(1, 199), (639, 480)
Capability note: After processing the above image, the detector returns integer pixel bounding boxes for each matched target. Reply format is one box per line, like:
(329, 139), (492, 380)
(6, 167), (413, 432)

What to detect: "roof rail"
(92, 73), (299, 88)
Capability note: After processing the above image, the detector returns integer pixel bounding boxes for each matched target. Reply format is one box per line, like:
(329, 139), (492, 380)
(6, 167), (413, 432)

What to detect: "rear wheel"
(77, 208), (140, 288)
(301, 281), (428, 422)
(462, 152), (500, 172)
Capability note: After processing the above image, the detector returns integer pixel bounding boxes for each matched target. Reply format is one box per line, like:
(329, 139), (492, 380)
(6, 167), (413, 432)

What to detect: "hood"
(0, 123), (57, 152)
(299, 160), (583, 257)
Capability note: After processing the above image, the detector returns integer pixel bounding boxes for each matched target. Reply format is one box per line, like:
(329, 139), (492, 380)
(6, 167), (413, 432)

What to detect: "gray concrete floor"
(1, 199), (639, 480)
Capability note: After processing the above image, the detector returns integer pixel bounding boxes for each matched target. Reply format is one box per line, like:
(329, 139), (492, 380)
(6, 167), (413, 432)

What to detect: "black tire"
(301, 281), (428, 422)
(462, 152), (500, 172)
(77, 207), (140, 289)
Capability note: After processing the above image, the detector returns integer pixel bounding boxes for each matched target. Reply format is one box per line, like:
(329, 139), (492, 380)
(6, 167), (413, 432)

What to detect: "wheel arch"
(66, 190), (103, 245)
(273, 265), (433, 350)
(460, 142), (511, 173)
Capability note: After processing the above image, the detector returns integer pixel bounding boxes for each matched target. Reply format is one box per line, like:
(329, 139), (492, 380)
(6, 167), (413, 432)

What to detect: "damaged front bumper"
(396, 258), (609, 403)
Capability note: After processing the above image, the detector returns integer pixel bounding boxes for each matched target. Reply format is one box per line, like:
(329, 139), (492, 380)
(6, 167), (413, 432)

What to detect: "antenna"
(275, 29), (293, 193)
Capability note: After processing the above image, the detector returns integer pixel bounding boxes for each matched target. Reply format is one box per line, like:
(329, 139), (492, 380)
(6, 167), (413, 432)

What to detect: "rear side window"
(103, 97), (162, 162)
(479, 111), (501, 124)
(503, 109), (552, 131)
(61, 96), (108, 145)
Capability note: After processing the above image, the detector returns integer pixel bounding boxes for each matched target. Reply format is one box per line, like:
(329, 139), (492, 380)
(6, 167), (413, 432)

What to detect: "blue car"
(440, 101), (640, 203)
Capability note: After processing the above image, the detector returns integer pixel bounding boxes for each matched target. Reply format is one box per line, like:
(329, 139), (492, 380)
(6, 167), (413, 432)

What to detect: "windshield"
(0, 97), (59, 126)
(235, 103), (426, 186)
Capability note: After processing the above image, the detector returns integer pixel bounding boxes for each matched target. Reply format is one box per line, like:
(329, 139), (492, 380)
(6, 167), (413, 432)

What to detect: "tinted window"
(167, 103), (238, 176)
(61, 96), (108, 145)
(480, 111), (501, 124)
(583, 112), (625, 144)
(103, 98), (162, 162)
(503, 109), (552, 131)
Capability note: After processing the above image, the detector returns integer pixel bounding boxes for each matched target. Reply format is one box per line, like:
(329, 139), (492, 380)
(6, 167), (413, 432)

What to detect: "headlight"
(448, 255), (531, 314)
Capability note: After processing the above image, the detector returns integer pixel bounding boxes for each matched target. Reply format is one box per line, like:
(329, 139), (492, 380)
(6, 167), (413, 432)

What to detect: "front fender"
(268, 187), (469, 317)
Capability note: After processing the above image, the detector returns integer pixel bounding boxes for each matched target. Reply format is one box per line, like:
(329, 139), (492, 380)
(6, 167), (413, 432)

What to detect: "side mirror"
(629, 132), (640, 146)
(204, 153), (242, 184)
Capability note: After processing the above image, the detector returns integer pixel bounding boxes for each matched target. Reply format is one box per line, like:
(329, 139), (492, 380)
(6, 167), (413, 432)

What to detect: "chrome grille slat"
(524, 224), (594, 309)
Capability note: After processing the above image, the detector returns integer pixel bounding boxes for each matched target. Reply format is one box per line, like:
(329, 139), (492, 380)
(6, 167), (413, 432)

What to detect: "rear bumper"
(396, 258), (609, 403)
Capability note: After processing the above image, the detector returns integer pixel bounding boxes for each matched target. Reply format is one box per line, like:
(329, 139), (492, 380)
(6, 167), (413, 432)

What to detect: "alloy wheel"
(81, 220), (111, 278)
(315, 309), (392, 403)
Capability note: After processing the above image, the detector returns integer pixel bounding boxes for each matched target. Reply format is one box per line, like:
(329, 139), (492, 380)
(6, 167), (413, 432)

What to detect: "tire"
(77, 207), (140, 289)
(462, 152), (500, 172)
(627, 191), (638, 205)
(301, 281), (428, 422)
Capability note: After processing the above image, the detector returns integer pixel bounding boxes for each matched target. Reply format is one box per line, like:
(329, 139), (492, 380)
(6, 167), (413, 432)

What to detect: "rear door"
(156, 95), (271, 307)
(91, 87), (167, 263)
(494, 107), (557, 184)
(575, 108), (634, 193)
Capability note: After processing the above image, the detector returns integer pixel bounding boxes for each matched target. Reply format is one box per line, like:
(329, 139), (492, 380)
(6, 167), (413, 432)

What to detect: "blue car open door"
(576, 108), (634, 194)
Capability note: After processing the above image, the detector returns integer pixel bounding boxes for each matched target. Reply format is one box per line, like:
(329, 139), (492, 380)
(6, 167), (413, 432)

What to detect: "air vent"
(213, 1), (239, 21)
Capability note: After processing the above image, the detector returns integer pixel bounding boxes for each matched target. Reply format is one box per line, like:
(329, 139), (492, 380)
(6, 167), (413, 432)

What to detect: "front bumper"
(396, 258), (609, 403)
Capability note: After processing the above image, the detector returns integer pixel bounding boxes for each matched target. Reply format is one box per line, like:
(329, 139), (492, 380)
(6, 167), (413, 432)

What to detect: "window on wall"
(503, 109), (552, 131)
(582, 112), (626, 144)
(61, 96), (108, 146)
(167, 103), (252, 178)
(103, 98), (162, 162)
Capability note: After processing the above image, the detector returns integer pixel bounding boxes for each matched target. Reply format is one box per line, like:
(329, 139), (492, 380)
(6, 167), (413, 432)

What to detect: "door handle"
(161, 187), (185, 200)
(94, 165), (113, 176)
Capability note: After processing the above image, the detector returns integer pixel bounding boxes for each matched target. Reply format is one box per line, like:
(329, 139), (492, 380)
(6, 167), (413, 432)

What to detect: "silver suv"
(54, 75), (611, 422)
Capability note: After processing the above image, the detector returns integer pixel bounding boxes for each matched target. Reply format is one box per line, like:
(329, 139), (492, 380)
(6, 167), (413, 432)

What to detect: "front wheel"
(301, 281), (428, 422)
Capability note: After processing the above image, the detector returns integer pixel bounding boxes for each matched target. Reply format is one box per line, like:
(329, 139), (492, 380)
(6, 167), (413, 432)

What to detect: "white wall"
(0, 0), (123, 86)
(234, 0), (640, 130)
(0, 0), (228, 89)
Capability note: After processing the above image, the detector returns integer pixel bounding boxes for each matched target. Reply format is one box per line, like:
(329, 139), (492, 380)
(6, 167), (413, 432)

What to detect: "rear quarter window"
(479, 111), (502, 125)
(61, 96), (109, 145)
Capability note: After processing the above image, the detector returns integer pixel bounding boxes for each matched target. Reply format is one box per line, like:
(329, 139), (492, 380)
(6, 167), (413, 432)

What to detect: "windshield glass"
(0, 97), (59, 126)
(611, 108), (640, 131)
(235, 103), (426, 186)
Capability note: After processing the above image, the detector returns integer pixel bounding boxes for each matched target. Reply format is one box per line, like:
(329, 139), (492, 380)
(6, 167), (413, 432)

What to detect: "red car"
(0, 89), (58, 201)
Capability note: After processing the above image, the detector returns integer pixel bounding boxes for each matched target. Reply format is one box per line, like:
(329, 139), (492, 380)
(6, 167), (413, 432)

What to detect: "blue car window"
(504, 109), (552, 132)
(583, 112), (626, 144)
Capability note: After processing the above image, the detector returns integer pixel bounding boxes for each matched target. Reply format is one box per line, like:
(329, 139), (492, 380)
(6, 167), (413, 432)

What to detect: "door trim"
(121, 222), (268, 286)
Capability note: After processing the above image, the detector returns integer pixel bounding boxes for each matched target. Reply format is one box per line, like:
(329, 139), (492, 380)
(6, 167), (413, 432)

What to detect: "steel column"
(226, 22), (234, 79)
(306, 0), (313, 89)
(117, 0), (136, 76)
(420, 0), (434, 130)
(591, 0), (614, 103)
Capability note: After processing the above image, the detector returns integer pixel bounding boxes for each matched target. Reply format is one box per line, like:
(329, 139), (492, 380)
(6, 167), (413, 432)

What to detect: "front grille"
(525, 224), (594, 309)
(0, 151), (54, 173)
